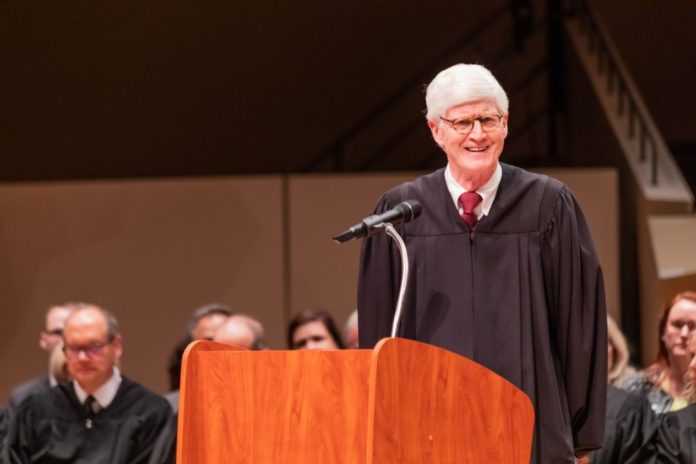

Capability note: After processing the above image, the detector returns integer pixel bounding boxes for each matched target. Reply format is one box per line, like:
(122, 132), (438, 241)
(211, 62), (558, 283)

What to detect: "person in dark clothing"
(590, 385), (657, 463)
(8, 304), (171, 464)
(590, 316), (657, 463)
(357, 63), (607, 463)
(647, 332), (696, 463)
(653, 403), (696, 463)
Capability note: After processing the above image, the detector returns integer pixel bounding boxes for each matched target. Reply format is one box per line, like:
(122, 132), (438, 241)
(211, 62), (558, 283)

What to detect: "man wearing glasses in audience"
(8, 304), (171, 463)
(7, 304), (74, 410)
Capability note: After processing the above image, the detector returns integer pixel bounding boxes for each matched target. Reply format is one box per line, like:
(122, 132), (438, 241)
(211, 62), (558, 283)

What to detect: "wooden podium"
(177, 338), (534, 463)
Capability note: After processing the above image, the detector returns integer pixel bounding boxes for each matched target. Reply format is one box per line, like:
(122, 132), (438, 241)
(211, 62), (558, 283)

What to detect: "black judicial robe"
(358, 164), (607, 463)
(654, 403), (696, 463)
(8, 377), (172, 464)
(590, 385), (657, 464)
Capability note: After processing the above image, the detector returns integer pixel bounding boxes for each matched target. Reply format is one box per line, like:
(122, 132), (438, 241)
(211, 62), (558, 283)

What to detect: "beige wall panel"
(287, 173), (419, 338)
(0, 177), (284, 400)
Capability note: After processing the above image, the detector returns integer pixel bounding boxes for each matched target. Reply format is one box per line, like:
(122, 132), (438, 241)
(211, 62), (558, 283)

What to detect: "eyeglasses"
(440, 113), (504, 135)
(63, 341), (111, 359)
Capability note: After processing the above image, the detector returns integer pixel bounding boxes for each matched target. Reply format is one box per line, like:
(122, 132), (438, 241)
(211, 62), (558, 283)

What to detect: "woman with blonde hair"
(607, 314), (635, 385)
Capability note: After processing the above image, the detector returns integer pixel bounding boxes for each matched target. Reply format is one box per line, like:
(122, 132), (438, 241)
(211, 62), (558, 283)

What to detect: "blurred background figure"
(187, 302), (232, 340)
(214, 314), (266, 350)
(608, 314), (636, 386)
(48, 341), (71, 385)
(590, 315), (656, 464)
(288, 308), (345, 350)
(343, 309), (359, 349)
(621, 292), (696, 414)
(7, 303), (75, 410)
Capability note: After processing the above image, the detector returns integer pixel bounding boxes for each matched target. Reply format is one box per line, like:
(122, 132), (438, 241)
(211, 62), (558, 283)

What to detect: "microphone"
(333, 200), (422, 243)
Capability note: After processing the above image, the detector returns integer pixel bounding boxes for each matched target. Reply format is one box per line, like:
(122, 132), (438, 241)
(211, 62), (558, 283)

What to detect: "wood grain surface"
(366, 338), (534, 464)
(178, 341), (370, 463)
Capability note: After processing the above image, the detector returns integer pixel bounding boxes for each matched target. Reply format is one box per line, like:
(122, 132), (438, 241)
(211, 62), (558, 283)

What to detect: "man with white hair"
(214, 314), (266, 350)
(357, 63), (607, 463)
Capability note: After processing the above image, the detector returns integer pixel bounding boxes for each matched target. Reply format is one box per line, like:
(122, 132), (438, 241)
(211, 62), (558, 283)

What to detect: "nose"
(467, 119), (486, 139)
(77, 349), (90, 361)
(681, 324), (691, 337)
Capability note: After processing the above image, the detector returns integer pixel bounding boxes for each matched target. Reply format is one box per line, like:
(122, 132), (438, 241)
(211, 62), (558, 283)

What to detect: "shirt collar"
(73, 367), (122, 409)
(444, 163), (502, 218)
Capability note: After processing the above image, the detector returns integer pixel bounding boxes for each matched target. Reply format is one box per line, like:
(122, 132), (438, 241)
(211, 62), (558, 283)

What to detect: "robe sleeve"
(541, 186), (608, 454)
(128, 398), (173, 464)
(357, 193), (403, 348)
(7, 396), (38, 464)
(654, 410), (696, 464)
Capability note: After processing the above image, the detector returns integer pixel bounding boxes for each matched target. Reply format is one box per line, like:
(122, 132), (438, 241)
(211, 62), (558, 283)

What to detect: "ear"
(112, 334), (124, 360)
(39, 332), (49, 351)
(428, 119), (445, 149)
(501, 113), (509, 138)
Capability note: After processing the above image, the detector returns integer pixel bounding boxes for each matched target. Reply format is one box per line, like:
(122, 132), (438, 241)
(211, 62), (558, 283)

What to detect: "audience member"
(651, 332), (696, 463)
(591, 315), (656, 463)
(8, 304), (171, 463)
(607, 314), (636, 385)
(621, 292), (696, 414)
(187, 302), (232, 340)
(288, 308), (345, 350)
(48, 342), (71, 385)
(343, 309), (359, 349)
(214, 314), (266, 350)
(7, 304), (75, 409)
(163, 336), (192, 412)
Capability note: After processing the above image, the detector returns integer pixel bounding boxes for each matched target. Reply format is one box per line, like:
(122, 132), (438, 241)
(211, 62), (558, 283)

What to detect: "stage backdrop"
(0, 168), (618, 400)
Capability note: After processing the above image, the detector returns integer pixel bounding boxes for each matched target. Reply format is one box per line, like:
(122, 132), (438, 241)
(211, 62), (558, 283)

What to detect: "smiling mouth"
(466, 147), (488, 152)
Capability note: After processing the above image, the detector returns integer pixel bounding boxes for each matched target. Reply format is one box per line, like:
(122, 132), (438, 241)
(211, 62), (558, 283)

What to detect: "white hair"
(425, 63), (509, 122)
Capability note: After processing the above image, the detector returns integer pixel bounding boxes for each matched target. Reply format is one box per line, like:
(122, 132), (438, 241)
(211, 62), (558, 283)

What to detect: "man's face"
(63, 308), (122, 393)
(39, 306), (73, 352)
(662, 298), (696, 360)
(193, 313), (228, 340)
(428, 99), (508, 186)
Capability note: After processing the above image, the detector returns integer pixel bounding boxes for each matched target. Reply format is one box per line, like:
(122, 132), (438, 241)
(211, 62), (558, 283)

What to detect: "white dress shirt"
(444, 163), (502, 220)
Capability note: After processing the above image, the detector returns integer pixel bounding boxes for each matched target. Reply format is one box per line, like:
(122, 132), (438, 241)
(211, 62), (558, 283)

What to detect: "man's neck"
(449, 164), (497, 192)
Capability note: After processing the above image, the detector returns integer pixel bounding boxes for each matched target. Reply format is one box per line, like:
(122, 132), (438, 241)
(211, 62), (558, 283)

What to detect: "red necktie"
(458, 191), (482, 228)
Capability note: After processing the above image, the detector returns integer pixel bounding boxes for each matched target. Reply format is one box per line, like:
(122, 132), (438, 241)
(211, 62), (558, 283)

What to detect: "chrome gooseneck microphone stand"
(377, 222), (410, 338)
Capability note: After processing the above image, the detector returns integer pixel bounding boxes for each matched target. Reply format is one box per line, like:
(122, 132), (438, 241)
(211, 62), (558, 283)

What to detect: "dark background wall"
(1, 0), (535, 180)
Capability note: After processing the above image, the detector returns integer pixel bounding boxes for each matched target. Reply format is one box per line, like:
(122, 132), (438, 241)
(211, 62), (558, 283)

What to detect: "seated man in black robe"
(8, 304), (172, 464)
(357, 63), (607, 463)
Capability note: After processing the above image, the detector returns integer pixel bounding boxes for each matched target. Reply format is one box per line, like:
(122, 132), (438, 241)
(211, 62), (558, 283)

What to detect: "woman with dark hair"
(287, 308), (345, 350)
(621, 292), (696, 415)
